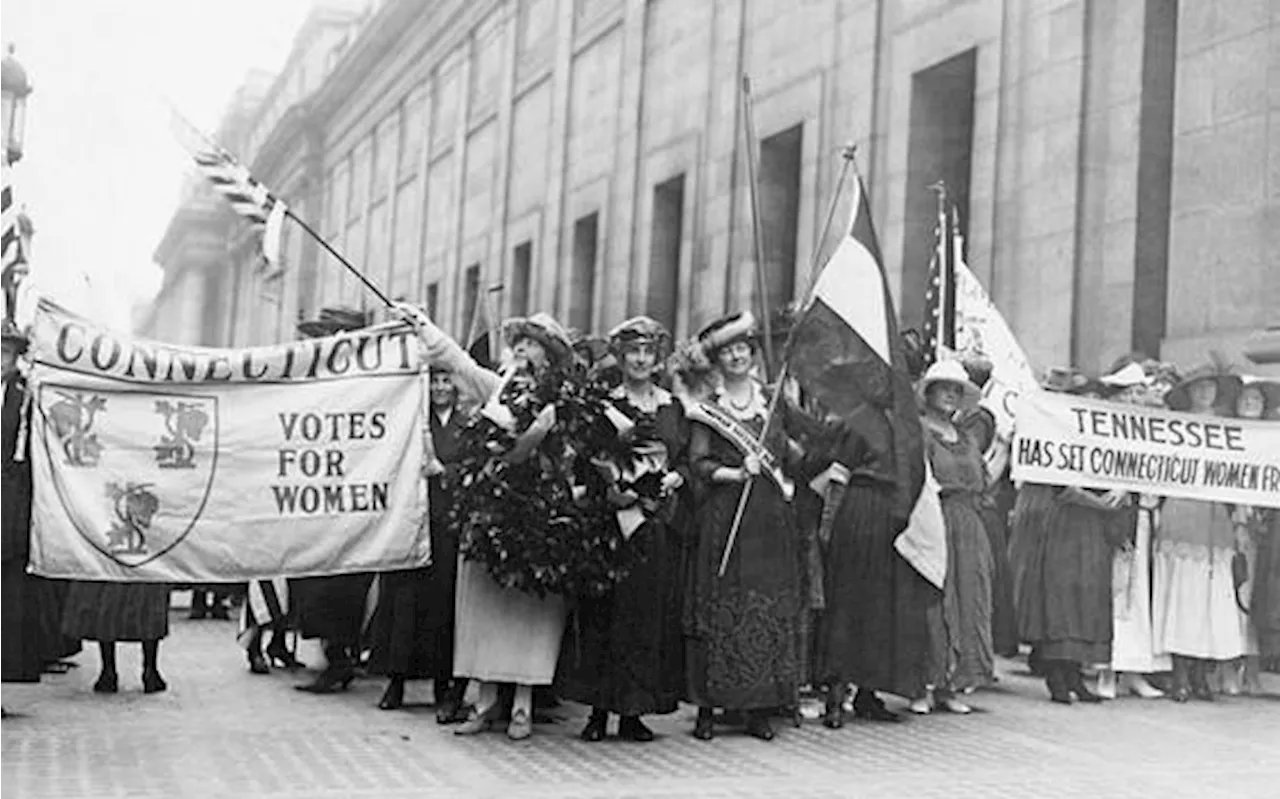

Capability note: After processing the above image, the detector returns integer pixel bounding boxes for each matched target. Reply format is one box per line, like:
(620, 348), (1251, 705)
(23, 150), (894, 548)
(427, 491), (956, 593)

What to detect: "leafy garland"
(447, 361), (645, 599)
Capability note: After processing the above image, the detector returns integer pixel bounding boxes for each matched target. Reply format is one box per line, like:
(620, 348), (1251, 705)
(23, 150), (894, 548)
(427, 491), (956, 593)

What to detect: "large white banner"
(26, 298), (431, 582)
(1012, 389), (1280, 508)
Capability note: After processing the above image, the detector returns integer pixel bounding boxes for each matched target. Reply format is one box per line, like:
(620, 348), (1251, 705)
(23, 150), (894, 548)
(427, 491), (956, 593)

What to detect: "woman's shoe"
(378, 677), (405, 710)
(745, 712), (775, 741)
(1046, 663), (1073, 705)
(580, 711), (608, 742)
(1190, 660), (1216, 702)
(1065, 664), (1103, 704)
(908, 693), (933, 715)
(693, 708), (715, 741)
(507, 708), (533, 741)
(266, 639), (305, 670)
(938, 697), (973, 714)
(454, 704), (498, 736)
(1219, 660), (1242, 696)
(618, 715), (654, 742)
(1095, 669), (1117, 700)
(435, 686), (467, 724)
(92, 671), (118, 694)
(294, 668), (355, 694)
(1126, 674), (1165, 699)
(247, 652), (269, 675)
(141, 670), (167, 694)
(852, 691), (902, 723)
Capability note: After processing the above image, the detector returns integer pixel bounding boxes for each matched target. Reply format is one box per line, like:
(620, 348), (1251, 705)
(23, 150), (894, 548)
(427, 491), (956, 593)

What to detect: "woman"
(556, 316), (686, 742)
(683, 311), (804, 741)
(1009, 369), (1129, 704)
(1094, 360), (1171, 700)
(1226, 379), (1270, 694)
(810, 402), (934, 727)
(1153, 361), (1247, 701)
(394, 305), (576, 741)
(912, 360), (994, 714)
(61, 580), (170, 694)
(1249, 379), (1280, 671)
(366, 366), (468, 721)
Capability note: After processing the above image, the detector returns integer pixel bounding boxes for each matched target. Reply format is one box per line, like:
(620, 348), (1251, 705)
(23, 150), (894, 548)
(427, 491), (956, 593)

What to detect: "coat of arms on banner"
(36, 385), (220, 567)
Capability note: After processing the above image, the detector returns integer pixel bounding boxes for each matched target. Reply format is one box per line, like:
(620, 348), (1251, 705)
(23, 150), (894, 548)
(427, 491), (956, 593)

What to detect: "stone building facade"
(147, 0), (1280, 374)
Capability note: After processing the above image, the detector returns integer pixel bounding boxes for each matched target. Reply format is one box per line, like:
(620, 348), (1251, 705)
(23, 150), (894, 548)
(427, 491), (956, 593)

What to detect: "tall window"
(461, 264), (481, 340)
(511, 240), (533, 317)
(569, 213), (599, 333)
(648, 174), (685, 333)
(759, 125), (803, 311)
(425, 281), (439, 320)
(902, 49), (977, 329)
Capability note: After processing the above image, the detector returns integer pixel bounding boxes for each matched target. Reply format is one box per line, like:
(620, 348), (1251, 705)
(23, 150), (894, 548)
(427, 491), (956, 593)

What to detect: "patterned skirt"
(62, 582), (171, 642)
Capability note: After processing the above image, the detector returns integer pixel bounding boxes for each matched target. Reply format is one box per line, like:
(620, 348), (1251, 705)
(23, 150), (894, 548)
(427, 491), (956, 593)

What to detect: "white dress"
(415, 319), (567, 684)
(1110, 496), (1171, 672)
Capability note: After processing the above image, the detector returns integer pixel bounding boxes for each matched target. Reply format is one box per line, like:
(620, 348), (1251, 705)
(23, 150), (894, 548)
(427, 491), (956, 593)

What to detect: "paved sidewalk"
(3, 609), (1279, 798)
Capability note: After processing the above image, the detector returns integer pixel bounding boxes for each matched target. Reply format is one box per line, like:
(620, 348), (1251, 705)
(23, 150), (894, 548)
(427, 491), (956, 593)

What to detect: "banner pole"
(739, 75), (776, 377)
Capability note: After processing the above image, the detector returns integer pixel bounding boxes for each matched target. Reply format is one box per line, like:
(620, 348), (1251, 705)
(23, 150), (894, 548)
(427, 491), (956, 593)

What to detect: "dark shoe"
(1046, 662), (1073, 705)
(693, 708), (715, 741)
(1067, 664), (1102, 704)
(1190, 660), (1215, 702)
(247, 652), (269, 675)
(618, 715), (654, 742)
(852, 691), (902, 723)
(745, 712), (775, 741)
(580, 711), (608, 742)
(295, 668), (355, 694)
(822, 700), (844, 729)
(1170, 656), (1192, 703)
(210, 604), (231, 621)
(142, 670), (167, 694)
(266, 639), (305, 670)
(434, 681), (467, 724)
(93, 671), (118, 694)
(378, 677), (405, 710)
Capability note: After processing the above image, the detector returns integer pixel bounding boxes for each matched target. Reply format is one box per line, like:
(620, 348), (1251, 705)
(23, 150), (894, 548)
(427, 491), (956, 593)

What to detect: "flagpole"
(486, 283), (505, 365)
(739, 75), (776, 377)
(717, 143), (858, 578)
(284, 208), (395, 309)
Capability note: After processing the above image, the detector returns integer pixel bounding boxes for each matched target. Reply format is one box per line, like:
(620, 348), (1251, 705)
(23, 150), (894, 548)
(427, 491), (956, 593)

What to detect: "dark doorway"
(648, 174), (686, 333)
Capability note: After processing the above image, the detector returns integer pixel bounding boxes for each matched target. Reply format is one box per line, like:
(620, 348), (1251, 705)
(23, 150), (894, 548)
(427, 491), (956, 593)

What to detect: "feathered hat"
(501, 312), (574, 365)
(696, 311), (758, 357)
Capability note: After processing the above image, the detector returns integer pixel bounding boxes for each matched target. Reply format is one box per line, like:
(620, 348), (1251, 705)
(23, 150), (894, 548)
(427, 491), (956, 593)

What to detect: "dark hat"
(697, 311), (758, 356)
(1239, 376), (1280, 418)
(607, 315), (670, 355)
(1, 319), (29, 354)
(1039, 367), (1101, 395)
(501, 312), (574, 366)
(1164, 357), (1242, 413)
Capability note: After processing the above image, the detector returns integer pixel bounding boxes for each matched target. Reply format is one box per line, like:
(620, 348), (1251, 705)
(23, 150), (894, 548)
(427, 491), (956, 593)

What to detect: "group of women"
(1007, 356), (1280, 705)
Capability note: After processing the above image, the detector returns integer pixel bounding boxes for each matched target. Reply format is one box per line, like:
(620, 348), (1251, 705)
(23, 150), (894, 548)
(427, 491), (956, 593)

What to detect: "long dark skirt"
(1010, 486), (1114, 665)
(1251, 511), (1280, 661)
(557, 517), (683, 716)
(2, 561), (42, 682)
(367, 513), (458, 679)
(34, 577), (81, 663)
(291, 573), (374, 644)
(684, 480), (802, 711)
(61, 582), (170, 642)
(816, 480), (935, 699)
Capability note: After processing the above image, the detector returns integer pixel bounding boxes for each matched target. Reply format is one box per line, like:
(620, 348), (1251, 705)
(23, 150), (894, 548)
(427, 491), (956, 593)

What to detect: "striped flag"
(236, 578), (291, 648)
(785, 174), (945, 586)
(1, 165), (31, 293)
(921, 203), (957, 369)
(169, 108), (287, 271)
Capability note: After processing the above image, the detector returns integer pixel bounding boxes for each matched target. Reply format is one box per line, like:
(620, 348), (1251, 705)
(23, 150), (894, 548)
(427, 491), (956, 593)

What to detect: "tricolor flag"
(169, 108), (287, 272)
(786, 175), (946, 587)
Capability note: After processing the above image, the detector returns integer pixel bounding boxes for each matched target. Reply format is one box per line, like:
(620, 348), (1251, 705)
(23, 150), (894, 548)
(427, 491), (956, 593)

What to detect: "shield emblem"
(37, 384), (219, 567)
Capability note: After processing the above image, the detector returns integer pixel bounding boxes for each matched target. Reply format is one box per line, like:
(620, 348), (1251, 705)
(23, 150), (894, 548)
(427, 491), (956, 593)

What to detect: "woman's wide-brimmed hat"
(1164, 358), (1242, 413)
(1039, 366), (1104, 396)
(1, 319), (29, 355)
(1239, 375), (1280, 417)
(918, 359), (981, 410)
(697, 311), (758, 356)
(607, 315), (670, 355)
(501, 312), (574, 365)
(296, 306), (370, 339)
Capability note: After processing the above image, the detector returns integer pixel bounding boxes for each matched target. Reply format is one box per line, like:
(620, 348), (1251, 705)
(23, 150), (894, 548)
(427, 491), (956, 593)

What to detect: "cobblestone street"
(3, 605), (1278, 798)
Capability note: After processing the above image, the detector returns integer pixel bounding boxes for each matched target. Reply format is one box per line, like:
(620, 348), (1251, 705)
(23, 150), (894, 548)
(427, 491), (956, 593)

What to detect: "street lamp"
(2, 43), (33, 166)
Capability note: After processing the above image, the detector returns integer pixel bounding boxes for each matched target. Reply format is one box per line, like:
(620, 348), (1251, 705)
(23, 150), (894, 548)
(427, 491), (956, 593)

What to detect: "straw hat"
(918, 359), (981, 410)
(501, 312), (574, 365)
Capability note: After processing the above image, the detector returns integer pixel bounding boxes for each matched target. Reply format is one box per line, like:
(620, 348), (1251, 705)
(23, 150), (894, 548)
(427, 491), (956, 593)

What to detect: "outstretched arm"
(393, 303), (502, 403)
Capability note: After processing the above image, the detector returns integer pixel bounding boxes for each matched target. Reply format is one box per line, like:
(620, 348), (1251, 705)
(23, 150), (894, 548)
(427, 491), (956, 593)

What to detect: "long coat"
(2, 376), (41, 683)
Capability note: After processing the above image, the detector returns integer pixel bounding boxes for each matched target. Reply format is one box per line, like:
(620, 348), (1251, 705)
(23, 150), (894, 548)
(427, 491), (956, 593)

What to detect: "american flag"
(169, 108), (287, 271)
(921, 201), (959, 369)
(1, 165), (31, 290)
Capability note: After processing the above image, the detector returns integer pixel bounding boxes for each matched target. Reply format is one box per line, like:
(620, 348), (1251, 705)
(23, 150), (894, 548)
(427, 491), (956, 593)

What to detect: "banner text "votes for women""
(1012, 391), (1280, 508)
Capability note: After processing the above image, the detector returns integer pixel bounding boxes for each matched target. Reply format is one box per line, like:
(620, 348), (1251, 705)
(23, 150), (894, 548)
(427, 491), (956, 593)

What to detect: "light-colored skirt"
(452, 559), (566, 684)
(1110, 507), (1171, 672)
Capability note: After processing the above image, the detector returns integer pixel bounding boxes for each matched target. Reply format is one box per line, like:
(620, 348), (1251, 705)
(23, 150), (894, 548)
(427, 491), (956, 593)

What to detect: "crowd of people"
(3, 303), (1278, 739)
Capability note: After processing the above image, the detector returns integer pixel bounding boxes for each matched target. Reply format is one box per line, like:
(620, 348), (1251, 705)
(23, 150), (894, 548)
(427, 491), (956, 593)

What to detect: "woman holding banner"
(912, 360), (994, 715)
(1226, 378), (1273, 694)
(683, 311), (806, 742)
(1153, 362), (1247, 702)
(1249, 380), (1280, 671)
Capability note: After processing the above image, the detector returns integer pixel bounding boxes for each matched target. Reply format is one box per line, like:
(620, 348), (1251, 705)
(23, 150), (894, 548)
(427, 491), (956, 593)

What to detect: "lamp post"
(2, 43), (33, 166)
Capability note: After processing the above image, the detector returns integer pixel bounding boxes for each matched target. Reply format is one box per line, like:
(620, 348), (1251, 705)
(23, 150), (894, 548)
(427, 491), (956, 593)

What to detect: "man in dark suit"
(367, 367), (469, 722)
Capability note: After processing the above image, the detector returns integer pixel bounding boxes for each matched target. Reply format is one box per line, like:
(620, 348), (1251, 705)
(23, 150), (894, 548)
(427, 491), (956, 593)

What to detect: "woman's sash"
(686, 400), (794, 501)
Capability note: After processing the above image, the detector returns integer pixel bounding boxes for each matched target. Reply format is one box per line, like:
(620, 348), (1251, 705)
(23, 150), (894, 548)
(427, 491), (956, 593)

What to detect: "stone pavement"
(3, 607), (1279, 799)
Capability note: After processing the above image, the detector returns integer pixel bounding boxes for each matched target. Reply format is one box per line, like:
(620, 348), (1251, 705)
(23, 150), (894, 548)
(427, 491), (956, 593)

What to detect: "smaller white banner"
(1012, 390), (1280, 508)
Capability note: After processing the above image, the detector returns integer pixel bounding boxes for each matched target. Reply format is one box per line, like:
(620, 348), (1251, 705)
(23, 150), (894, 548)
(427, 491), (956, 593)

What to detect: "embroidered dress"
(684, 383), (803, 710)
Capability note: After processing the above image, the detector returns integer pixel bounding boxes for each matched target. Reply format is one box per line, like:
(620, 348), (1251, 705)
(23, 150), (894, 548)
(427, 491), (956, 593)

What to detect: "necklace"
(724, 386), (756, 413)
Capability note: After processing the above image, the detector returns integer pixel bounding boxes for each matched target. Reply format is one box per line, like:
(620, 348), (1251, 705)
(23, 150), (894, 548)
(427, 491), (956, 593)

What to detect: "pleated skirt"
(62, 581), (171, 642)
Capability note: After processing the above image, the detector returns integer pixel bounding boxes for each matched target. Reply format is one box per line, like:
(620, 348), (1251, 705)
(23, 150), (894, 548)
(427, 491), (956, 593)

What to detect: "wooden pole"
(739, 75), (776, 377)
